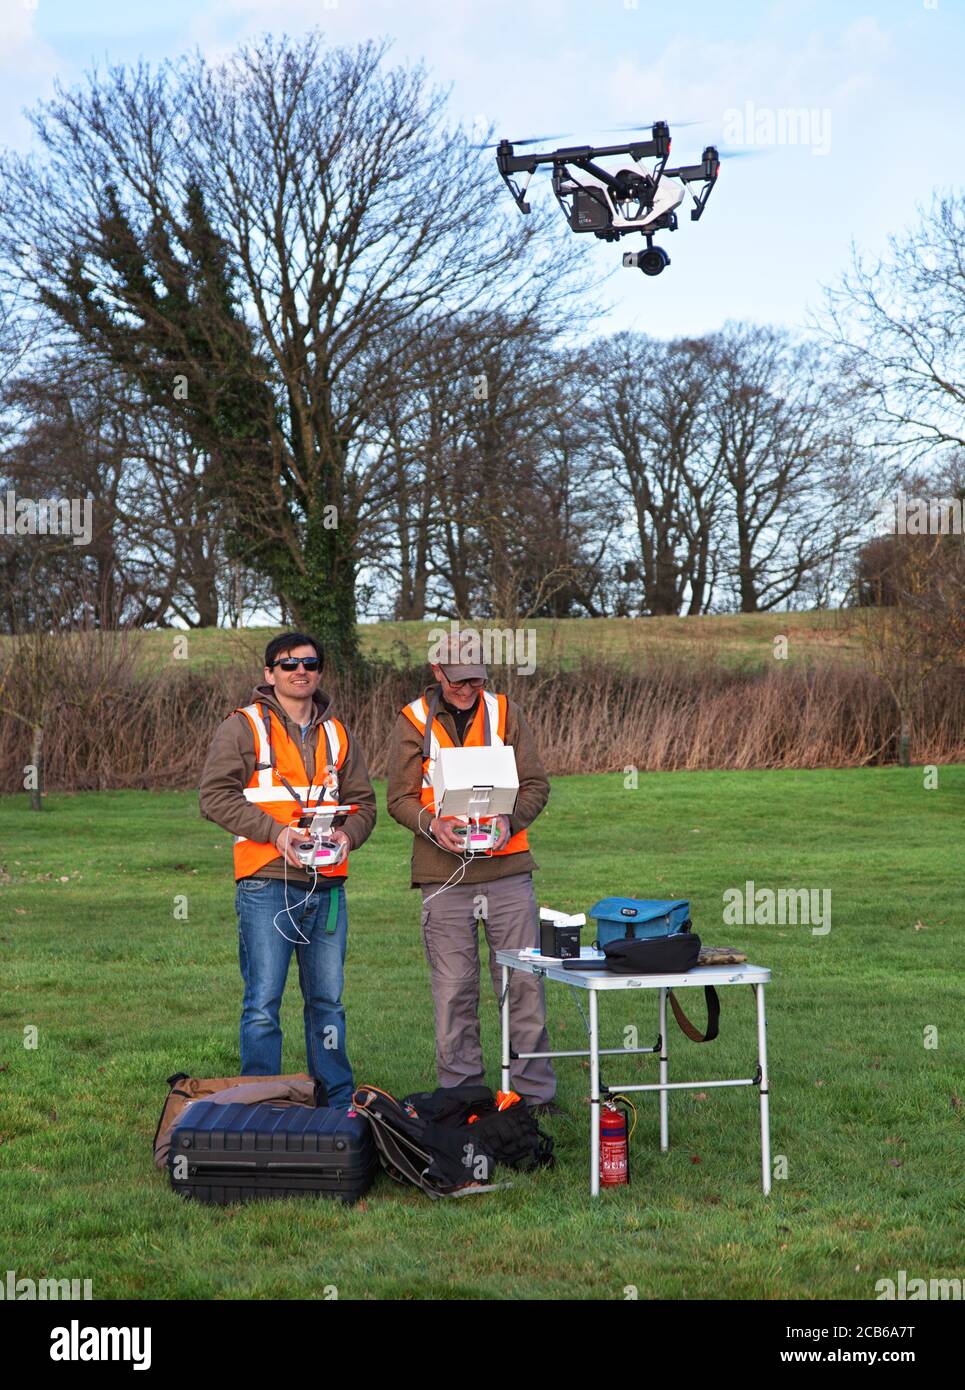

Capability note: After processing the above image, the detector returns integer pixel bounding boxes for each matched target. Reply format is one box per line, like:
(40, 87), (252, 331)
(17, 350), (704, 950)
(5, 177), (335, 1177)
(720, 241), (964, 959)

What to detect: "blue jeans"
(235, 876), (353, 1105)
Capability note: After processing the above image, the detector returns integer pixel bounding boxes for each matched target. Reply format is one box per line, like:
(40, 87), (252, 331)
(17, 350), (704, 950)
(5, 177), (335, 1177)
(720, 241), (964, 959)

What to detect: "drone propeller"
(473, 131), (573, 150)
(602, 119), (705, 133)
(714, 146), (769, 160)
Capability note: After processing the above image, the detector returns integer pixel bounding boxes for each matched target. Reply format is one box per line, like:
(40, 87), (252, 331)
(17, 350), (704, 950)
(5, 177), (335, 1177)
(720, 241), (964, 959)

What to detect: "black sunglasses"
(270, 657), (321, 671)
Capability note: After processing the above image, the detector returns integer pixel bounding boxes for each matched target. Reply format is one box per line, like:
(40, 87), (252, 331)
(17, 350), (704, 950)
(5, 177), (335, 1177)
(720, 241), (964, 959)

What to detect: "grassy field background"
(1, 766), (962, 1300)
(114, 609), (865, 673)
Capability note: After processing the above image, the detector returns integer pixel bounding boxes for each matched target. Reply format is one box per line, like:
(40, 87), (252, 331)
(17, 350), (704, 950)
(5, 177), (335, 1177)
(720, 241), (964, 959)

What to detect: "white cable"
(422, 855), (470, 904)
(418, 804), (471, 903)
(272, 829), (315, 944)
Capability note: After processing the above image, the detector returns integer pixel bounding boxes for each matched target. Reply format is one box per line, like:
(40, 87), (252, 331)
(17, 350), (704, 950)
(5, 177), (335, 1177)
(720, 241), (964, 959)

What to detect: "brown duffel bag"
(153, 1071), (316, 1168)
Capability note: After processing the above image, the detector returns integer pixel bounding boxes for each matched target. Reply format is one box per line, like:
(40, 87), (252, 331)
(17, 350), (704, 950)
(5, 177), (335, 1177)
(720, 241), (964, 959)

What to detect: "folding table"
(496, 950), (773, 1197)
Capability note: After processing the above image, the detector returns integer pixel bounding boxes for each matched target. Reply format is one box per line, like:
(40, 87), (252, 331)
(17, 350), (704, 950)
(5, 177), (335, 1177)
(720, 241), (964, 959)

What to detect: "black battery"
(539, 920), (581, 958)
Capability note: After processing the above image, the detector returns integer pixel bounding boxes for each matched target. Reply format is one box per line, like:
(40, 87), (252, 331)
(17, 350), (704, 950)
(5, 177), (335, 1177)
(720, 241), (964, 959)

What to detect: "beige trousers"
(419, 871), (556, 1103)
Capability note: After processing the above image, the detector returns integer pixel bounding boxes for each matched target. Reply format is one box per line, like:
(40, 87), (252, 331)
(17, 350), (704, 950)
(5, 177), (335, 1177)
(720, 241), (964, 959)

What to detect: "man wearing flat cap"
(386, 635), (558, 1114)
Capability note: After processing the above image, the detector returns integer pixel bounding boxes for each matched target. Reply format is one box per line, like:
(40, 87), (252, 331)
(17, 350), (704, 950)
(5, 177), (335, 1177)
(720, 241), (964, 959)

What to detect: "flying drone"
(495, 121), (720, 276)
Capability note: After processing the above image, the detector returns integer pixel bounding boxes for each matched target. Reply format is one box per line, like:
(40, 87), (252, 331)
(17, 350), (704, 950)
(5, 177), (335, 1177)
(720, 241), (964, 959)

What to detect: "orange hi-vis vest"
(400, 689), (529, 856)
(233, 702), (349, 881)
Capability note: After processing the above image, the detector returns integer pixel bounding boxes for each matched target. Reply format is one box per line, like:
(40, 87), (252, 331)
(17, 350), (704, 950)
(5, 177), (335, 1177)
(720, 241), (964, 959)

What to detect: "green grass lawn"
(1, 767), (962, 1300)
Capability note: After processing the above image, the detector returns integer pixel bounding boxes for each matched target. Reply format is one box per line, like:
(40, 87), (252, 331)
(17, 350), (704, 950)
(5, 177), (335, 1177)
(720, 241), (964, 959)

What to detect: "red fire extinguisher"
(600, 1097), (633, 1186)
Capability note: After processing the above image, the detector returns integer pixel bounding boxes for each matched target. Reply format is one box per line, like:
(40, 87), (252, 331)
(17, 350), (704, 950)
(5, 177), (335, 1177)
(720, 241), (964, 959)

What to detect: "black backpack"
(353, 1084), (554, 1199)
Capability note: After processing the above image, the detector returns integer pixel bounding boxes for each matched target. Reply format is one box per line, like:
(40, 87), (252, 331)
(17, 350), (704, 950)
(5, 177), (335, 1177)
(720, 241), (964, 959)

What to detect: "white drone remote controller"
(449, 816), (500, 855)
(292, 804), (358, 870)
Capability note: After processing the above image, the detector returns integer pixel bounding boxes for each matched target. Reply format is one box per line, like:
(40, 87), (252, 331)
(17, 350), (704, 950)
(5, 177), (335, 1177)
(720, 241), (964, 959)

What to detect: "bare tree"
(0, 355), (229, 629)
(590, 332), (724, 616)
(0, 285), (39, 395)
(0, 33), (590, 663)
(850, 458), (965, 764)
(707, 324), (872, 613)
(1, 359), (139, 629)
(217, 556), (278, 629)
(822, 192), (965, 461)
(362, 316), (472, 620)
(519, 377), (622, 618)
(364, 313), (612, 622)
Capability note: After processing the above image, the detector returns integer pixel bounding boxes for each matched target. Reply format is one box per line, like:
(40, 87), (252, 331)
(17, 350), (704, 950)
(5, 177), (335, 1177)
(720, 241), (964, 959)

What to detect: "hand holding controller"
(275, 824), (313, 868)
(429, 816), (467, 853)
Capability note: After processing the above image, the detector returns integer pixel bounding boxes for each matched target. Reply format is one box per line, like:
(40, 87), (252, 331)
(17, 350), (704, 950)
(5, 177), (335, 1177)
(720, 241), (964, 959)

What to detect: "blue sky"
(1, 0), (961, 339)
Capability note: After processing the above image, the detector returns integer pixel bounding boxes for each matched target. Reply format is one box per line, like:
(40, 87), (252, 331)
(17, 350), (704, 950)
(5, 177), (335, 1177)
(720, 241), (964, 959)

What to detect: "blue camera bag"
(590, 897), (691, 946)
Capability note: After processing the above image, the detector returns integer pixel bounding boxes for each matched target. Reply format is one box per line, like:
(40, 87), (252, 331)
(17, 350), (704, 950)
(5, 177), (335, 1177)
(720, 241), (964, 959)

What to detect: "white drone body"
(556, 157), (686, 233)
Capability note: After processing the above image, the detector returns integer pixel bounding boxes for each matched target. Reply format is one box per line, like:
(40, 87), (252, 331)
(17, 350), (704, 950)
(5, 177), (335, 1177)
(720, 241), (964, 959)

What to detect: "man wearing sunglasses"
(386, 636), (558, 1115)
(200, 633), (376, 1102)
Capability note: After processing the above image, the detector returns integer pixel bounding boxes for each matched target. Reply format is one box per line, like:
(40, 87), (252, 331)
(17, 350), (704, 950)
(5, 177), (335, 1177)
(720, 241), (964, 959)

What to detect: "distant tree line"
(0, 33), (961, 668)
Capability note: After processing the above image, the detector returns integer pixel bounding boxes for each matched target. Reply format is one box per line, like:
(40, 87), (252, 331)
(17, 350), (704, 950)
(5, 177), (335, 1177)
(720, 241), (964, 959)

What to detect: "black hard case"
(168, 1101), (377, 1205)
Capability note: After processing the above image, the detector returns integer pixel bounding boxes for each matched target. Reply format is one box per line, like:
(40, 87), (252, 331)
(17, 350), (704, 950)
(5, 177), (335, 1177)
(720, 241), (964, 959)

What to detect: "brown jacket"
(199, 684), (376, 884)
(386, 685), (550, 886)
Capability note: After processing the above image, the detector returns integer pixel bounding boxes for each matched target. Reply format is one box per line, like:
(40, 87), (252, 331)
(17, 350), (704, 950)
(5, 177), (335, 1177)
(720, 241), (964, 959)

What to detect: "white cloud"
(841, 16), (893, 63)
(0, 0), (55, 74)
(0, 1), (61, 151)
(169, 3), (892, 163)
(605, 23), (894, 141)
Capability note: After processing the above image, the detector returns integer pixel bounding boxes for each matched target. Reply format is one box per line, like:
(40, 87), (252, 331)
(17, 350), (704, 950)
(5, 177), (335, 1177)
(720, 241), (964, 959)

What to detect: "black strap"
(422, 688), (443, 760)
(153, 1074), (192, 1154)
(260, 701), (310, 814)
(668, 986), (720, 1043)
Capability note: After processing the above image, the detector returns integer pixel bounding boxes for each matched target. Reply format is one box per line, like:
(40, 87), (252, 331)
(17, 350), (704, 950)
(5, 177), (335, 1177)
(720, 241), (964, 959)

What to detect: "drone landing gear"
(623, 235), (671, 276)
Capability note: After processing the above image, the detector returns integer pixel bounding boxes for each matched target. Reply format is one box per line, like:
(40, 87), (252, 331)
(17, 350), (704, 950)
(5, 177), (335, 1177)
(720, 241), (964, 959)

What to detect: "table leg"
(755, 982), (771, 1195)
(589, 987), (600, 1197)
(659, 987), (669, 1151)
(500, 964), (511, 1095)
